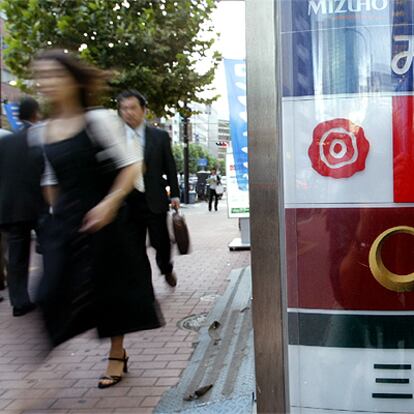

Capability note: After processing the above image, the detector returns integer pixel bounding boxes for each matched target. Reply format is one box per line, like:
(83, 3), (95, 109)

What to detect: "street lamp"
(182, 112), (190, 204)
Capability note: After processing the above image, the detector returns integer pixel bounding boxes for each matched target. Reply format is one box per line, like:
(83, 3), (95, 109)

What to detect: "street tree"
(1, 0), (221, 117)
(172, 143), (184, 173)
(173, 143), (220, 174)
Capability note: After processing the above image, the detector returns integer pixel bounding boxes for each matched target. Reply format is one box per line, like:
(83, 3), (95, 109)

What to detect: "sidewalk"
(155, 266), (255, 414)
(0, 202), (250, 414)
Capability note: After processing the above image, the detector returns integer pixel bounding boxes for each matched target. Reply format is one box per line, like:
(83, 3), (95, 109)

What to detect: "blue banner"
(281, 0), (414, 97)
(224, 59), (248, 191)
(4, 103), (22, 131)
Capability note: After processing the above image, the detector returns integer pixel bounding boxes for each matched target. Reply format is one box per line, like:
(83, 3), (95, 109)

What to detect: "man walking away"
(118, 90), (180, 287)
(0, 97), (44, 316)
(207, 168), (221, 212)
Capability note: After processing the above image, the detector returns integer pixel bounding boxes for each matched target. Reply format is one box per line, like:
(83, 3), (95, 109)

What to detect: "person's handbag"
(215, 184), (224, 195)
(171, 210), (191, 255)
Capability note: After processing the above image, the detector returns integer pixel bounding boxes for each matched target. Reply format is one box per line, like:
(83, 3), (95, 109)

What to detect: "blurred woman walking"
(32, 49), (163, 388)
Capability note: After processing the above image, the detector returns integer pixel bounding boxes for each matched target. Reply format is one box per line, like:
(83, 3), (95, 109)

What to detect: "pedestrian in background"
(32, 50), (163, 388)
(0, 97), (44, 316)
(118, 90), (180, 287)
(207, 168), (221, 212)
(0, 127), (11, 304)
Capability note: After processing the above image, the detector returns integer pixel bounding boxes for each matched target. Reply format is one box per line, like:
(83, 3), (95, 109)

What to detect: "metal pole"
(183, 114), (190, 204)
(246, 0), (288, 412)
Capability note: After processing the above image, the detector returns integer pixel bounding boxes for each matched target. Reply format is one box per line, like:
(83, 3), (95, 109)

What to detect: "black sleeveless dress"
(37, 129), (163, 346)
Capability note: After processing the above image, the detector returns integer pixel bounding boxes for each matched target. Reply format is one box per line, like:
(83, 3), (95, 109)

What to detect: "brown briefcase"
(172, 211), (191, 255)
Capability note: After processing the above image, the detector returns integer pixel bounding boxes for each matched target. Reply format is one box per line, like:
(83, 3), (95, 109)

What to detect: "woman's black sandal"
(98, 350), (129, 389)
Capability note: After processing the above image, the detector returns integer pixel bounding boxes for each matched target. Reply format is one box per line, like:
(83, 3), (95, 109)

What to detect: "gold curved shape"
(369, 225), (414, 292)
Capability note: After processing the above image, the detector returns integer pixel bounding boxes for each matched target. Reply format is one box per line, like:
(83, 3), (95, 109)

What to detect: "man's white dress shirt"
(125, 123), (145, 192)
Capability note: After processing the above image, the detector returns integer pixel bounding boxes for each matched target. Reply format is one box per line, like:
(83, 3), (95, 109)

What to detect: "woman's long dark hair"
(35, 49), (108, 108)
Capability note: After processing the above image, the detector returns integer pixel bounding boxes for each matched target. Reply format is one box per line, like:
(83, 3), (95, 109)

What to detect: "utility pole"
(183, 112), (190, 204)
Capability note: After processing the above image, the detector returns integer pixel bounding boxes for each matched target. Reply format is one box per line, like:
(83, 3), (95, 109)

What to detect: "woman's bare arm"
(80, 162), (141, 232)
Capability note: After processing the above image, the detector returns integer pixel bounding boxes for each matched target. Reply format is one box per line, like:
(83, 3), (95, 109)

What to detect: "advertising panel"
(281, 0), (414, 411)
(226, 150), (249, 218)
(224, 59), (249, 192)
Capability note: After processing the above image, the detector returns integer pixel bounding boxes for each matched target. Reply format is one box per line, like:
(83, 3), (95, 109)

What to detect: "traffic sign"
(197, 158), (208, 167)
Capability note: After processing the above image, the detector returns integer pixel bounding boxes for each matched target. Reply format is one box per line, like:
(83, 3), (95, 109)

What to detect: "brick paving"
(0, 201), (250, 414)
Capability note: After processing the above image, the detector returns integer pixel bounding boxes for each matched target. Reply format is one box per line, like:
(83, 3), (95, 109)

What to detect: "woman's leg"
(109, 335), (124, 357)
(99, 335), (127, 387)
(214, 190), (219, 211)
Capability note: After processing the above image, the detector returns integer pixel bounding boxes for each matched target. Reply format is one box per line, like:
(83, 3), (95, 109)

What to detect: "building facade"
(215, 119), (230, 161)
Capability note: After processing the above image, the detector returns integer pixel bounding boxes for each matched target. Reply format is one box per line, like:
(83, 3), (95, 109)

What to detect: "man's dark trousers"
(4, 222), (34, 308)
(208, 189), (219, 211)
(128, 190), (173, 276)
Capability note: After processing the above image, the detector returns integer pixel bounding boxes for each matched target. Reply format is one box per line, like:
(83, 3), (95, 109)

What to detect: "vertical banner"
(224, 59), (249, 192)
(4, 103), (22, 131)
(281, 1), (414, 412)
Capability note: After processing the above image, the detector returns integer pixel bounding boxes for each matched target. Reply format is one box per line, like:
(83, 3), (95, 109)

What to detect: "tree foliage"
(1, 0), (221, 117)
(172, 143), (184, 173)
(173, 143), (222, 174)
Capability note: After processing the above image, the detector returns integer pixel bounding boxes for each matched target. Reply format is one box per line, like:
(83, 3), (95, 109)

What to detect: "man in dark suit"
(118, 90), (180, 287)
(0, 128), (12, 302)
(0, 97), (44, 316)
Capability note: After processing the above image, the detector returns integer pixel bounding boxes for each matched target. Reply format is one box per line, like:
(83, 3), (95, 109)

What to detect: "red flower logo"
(308, 118), (370, 179)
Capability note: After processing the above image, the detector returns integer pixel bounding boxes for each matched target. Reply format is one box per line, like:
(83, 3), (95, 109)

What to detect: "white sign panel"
(226, 151), (250, 218)
(283, 95), (394, 205)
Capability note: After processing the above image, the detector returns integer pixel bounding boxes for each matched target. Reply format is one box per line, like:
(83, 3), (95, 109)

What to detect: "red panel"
(286, 207), (414, 310)
(393, 96), (414, 202)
